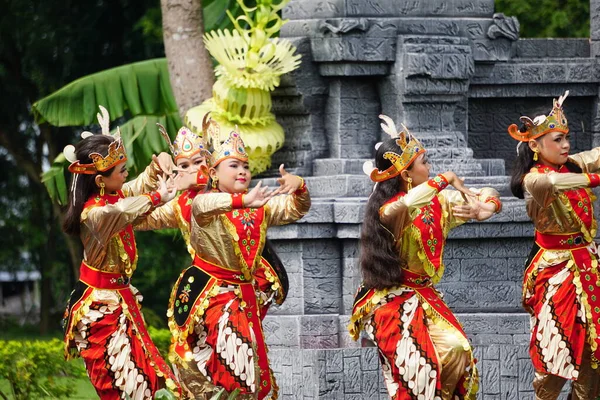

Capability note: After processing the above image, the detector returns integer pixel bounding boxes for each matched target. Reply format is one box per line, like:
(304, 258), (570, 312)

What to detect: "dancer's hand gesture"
(442, 171), (476, 201)
(173, 166), (200, 191)
(452, 191), (497, 221)
(243, 181), (275, 208)
(276, 164), (303, 195)
(153, 152), (175, 176)
(157, 174), (177, 203)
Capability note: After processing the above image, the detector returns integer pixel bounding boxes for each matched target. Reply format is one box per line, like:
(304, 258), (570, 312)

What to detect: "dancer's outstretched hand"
(243, 181), (276, 208)
(153, 152), (175, 176)
(452, 193), (497, 221)
(442, 171), (476, 202)
(157, 174), (177, 203)
(173, 166), (200, 191)
(276, 164), (303, 195)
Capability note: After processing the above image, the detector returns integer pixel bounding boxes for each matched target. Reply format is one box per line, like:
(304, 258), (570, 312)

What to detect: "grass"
(0, 377), (98, 399)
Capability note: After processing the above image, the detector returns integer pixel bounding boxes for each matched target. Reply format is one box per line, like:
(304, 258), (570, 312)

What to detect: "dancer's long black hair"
(510, 127), (581, 199)
(63, 135), (116, 236)
(360, 138), (409, 290)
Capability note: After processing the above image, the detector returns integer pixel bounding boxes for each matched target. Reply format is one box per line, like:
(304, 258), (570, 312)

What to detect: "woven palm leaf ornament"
(185, 0), (301, 174)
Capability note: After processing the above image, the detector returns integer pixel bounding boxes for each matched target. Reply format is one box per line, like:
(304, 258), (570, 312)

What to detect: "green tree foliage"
(0, 0), (170, 334)
(495, 0), (590, 38)
(0, 0), (254, 336)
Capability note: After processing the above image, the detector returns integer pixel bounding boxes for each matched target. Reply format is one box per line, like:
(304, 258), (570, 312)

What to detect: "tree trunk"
(161, 0), (215, 118)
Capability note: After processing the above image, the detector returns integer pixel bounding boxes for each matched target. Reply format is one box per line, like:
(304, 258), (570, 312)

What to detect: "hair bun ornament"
(80, 131), (94, 139)
(63, 145), (77, 163)
(363, 160), (376, 177)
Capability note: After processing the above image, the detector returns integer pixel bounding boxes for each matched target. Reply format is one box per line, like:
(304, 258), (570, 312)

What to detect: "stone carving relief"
(487, 13), (520, 41)
(319, 18), (369, 35)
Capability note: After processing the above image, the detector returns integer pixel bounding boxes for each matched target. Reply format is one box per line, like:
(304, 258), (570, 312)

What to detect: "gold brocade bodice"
(79, 162), (162, 276)
(190, 188), (311, 273)
(523, 147), (600, 238)
(380, 178), (500, 283)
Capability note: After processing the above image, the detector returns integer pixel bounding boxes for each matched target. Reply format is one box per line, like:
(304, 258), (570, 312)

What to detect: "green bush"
(0, 338), (86, 399)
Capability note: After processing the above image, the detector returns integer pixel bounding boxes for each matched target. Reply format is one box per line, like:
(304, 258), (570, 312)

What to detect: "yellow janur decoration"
(185, 0), (301, 174)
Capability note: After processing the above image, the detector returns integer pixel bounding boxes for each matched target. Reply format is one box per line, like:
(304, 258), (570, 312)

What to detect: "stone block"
(518, 358), (534, 392)
(515, 64), (545, 84)
(301, 315), (339, 336)
(482, 359), (500, 394)
(497, 314), (528, 334)
(461, 258), (507, 282)
(460, 313), (499, 334)
(342, 356), (362, 393)
(500, 346), (519, 377)
(500, 376), (519, 400)
(264, 316), (300, 348)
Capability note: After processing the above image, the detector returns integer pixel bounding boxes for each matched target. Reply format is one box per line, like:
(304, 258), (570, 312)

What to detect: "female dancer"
(509, 91), (600, 399)
(349, 115), (501, 400)
(148, 119), (289, 317)
(166, 126), (310, 399)
(62, 107), (181, 399)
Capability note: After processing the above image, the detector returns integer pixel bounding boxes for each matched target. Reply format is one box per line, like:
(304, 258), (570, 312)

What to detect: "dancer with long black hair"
(509, 91), (600, 399)
(62, 107), (181, 399)
(349, 115), (501, 400)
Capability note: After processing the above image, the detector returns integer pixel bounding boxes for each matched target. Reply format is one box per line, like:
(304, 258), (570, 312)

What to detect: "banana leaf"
(33, 59), (181, 204)
(32, 58), (179, 127)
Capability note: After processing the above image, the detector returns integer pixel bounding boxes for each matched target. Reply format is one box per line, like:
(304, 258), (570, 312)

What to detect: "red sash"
(191, 256), (272, 399)
(222, 206), (266, 280)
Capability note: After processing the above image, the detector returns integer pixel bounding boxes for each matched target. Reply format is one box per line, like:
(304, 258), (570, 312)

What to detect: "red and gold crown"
(157, 123), (211, 162)
(508, 91), (569, 142)
(363, 115), (426, 183)
(64, 106), (127, 175)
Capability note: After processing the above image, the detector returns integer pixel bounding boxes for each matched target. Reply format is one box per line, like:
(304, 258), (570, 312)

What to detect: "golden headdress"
(508, 91), (569, 142)
(63, 105), (127, 175)
(208, 120), (248, 168)
(363, 115), (426, 183)
(157, 122), (211, 162)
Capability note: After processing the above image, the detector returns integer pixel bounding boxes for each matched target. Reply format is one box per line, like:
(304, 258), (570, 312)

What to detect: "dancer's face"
(531, 131), (570, 169)
(402, 153), (431, 189)
(175, 153), (207, 171)
(210, 158), (251, 194)
(98, 161), (128, 193)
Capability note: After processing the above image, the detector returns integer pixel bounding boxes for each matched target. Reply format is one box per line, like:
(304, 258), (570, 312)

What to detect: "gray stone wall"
(256, 0), (600, 398)
(468, 97), (593, 173)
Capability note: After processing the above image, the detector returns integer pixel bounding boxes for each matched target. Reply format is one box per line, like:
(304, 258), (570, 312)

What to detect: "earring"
(533, 151), (539, 161)
(99, 182), (105, 196)
(211, 177), (218, 190)
(407, 177), (413, 191)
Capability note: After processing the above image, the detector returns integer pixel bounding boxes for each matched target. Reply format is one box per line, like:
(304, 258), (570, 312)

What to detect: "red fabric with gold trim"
(354, 284), (474, 399)
(534, 164), (594, 230)
(588, 173), (600, 188)
(527, 232), (600, 373)
(523, 249), (588, 376)
(427, 174), (449, 191)
(177, 189), (199, 225)
(231, 193), (244, 209)
(83, 192), (137, 263)
(179, 256), (274, 399)
(384, 192), (445, 272)
(224, 207), (265, 275)
(65, 264), (182, 399)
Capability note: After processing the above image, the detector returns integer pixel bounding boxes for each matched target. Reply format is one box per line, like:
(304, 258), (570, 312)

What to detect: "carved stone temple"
(258, 0), (600, 398)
